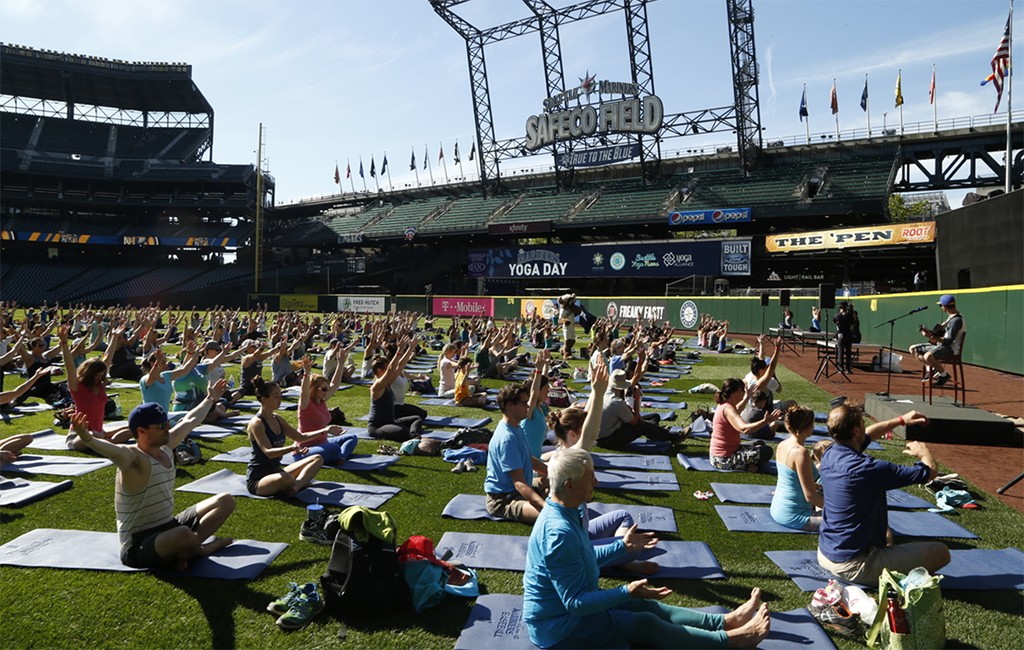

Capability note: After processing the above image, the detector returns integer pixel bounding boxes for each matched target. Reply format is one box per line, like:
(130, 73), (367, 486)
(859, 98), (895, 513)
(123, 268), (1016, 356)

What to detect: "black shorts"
(121, 505), (199, 569)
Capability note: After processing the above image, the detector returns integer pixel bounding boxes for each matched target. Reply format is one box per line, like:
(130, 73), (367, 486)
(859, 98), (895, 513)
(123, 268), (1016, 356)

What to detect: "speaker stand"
(778, 306), (799, 355)
(814, 309), (850, 383)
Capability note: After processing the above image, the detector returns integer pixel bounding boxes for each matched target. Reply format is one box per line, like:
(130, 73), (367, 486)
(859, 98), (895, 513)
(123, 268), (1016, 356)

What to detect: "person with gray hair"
(524, 447), (771, 649)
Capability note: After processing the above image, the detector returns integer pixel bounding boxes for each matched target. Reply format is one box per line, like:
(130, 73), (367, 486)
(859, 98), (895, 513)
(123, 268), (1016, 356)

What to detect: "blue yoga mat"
(709, 482), (933, 509)
(437, 532), (724, 579)
(766, 548), (1024, 591)
(419, 398), (499, 411)
(677, 454), (778, 475)
(590, 452), (672, 472)
(176, 469), (400, 508)
(2, 454), (113, 477)
(440, 494), (678, 533)
(423, 415), (492, 429)
(0, 528), (286, 579)
(641, 400), (688, 410)
(234, 400), (298, 411)
(594, 468), (679, 491)
(0, 477), (72, 507)
(209, 446), (399, 471)
(717, 505), (978, 538)
(455, 595), (835, 650)
(188, 424), (240, 439)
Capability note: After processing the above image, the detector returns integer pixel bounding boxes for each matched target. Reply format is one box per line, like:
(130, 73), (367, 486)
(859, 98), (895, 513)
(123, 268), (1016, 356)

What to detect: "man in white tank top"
(70, 380), (235, 570)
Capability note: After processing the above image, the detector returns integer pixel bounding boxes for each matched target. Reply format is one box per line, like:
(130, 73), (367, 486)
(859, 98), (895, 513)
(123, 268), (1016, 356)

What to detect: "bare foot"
(724, 587), (762, 630)
(619, 560), (660, 576)
(201, 536), (234, 556)
(727, 604), (770, 648)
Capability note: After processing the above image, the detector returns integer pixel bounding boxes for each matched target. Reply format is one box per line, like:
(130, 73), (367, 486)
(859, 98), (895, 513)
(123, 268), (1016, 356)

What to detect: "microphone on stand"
(909, 306), (929, 314)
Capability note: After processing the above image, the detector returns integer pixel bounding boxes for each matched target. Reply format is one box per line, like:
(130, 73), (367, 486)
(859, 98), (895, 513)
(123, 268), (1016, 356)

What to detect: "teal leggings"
(556, 600), (729, 649)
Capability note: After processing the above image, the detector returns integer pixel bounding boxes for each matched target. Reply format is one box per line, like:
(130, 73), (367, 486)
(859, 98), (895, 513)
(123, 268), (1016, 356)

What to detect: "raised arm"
(527, 350), (551, 411)
(169, 341), (201, 381)
(70, 411), (139, 470)
(57, 326), (79, 394)
(298, 356), (314, 410)
(169, 379), (228, 446)
(577, 359), (609, 450)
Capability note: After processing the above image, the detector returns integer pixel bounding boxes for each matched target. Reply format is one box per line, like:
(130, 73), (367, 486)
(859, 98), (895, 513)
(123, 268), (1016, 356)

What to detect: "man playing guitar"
(909, 295), (964, 387)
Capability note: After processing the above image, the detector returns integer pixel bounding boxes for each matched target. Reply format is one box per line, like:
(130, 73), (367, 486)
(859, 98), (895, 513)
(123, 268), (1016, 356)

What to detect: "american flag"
(987, 16), (1011, 112)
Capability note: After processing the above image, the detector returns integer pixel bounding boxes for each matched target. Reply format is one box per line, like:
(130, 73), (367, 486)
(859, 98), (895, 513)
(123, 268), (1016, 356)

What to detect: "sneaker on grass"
(267, 582), (316, 615)
(299, 517), (334, 545)
(277, 590), (325, 629)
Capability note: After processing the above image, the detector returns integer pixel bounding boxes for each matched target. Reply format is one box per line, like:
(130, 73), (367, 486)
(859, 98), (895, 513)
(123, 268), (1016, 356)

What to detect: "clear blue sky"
(2, 0), (1017, 204)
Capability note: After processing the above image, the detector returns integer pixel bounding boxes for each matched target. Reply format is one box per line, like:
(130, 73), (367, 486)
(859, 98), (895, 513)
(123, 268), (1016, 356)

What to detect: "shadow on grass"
(944, 589), (1024, 619)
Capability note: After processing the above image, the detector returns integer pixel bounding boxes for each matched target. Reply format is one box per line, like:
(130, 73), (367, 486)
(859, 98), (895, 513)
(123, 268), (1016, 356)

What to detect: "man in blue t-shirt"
(817, 405), (950, 585)
(484, 384), (548, 524)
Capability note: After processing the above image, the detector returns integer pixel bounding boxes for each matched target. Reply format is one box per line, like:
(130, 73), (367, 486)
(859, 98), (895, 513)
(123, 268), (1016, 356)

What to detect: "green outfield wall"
(252, 285), (1023, 375)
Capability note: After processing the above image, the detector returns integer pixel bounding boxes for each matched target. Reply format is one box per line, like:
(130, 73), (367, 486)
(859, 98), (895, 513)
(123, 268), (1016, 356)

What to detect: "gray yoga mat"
(27, 429), (72, 451)
(640, 400), (688, 410)
(715, 505), (978, 538)
(0, 477), (73, 507)
(175, 468), (400, 508)
(418, 398), (499, 411)
(594, 468), (679, 491)
(2, 454), (113, 477)
(677, 454), (778, 475)
(0, 528), (286, 579)
(234, 400), (298, 411)
(10, 402), (54, 414)
(208, 445), (399, 471)
(590, 452), (673, 472)
(709, 482), (933, 509)
(423, 415), (492, 429)
(440, 494), (678, 533)
(455, 595), (835, 650)
(766, 548), (1024, 591)
(188, 424), (240, 439)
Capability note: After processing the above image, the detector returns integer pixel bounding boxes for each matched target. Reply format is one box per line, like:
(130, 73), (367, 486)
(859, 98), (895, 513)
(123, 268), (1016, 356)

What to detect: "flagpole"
(412, 148), (420, 187)
(372, 159), (380, 193)
(802, 83), (810, 144)
(347, 158), (355, 193)
(360, 156), (367, 192)
(440, 141), (450, 184)
(385, 152), (393, 192)
(1006, 0), (1014, 194)
(335, 159), (341, 194)
(865, 74), (871, 138)
(425, 145), (435, 185)
(833, 79), (840, 141)
(898, 69), (905, 135)
(932, 64), (938, 132)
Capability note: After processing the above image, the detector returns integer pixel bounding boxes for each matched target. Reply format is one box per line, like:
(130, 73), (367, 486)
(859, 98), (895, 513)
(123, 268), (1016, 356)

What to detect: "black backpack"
(440, 427), (492, 450)
(319, 510), (409, 617)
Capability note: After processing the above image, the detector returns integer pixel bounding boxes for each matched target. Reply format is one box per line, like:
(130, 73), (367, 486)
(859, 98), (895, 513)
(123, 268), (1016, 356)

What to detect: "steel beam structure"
(894, 129), (1024, 191)
(726, 0), (763, 171)
(624, 0), (660, 181)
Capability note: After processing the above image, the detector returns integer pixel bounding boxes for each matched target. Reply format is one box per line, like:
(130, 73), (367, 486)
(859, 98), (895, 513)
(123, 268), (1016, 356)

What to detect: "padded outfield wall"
(250, 286), (1022, 375)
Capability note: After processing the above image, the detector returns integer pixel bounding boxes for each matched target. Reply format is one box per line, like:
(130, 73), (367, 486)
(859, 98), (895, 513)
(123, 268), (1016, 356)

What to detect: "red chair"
(922, 331), (967, 406)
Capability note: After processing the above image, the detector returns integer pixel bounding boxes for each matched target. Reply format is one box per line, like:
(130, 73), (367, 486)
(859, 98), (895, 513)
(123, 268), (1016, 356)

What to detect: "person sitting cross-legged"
(484, 383), (548, 524)
(71, 381), (235, 570)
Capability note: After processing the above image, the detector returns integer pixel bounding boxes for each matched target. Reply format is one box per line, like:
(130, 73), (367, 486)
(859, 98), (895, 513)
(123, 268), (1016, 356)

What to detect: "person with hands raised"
(524, 447), (771, 649)
(817, 406), (950, 584)
(367, 336), (423, 442)
(710, 378), (781, 472)
(72, 380), (236, 570)
(295, 355), (358, 464)
(245, 376), (325, 497)
(60, 325), (130, 451)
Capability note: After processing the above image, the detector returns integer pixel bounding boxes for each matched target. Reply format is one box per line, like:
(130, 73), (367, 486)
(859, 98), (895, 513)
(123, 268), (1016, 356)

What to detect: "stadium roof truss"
(0, 44), (213, 160)
(431, 0), (763, 196)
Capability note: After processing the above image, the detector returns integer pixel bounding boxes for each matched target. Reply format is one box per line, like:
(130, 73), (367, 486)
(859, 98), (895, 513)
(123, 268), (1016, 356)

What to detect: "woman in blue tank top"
(769, 405), (823, 531)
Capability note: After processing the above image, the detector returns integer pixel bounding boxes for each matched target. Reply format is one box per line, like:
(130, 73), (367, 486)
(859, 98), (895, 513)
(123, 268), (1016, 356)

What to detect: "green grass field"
(1, 328), (1022, 649)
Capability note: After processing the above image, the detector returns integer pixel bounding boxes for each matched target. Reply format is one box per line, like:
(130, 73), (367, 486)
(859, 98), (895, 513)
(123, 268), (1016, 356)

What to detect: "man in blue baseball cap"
(909, 294), (964, 387)
(70, 379), (235, 570)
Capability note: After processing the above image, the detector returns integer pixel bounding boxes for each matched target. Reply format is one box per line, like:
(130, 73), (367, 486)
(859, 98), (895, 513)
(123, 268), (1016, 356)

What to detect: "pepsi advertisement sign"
(668, 208), (751, 227)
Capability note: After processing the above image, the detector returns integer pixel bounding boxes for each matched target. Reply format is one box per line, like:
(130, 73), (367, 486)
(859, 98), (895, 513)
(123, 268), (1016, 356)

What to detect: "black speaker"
(819, 283), (836, 309)
(779, 290), (791, 307)
(760, 292), (769, 307)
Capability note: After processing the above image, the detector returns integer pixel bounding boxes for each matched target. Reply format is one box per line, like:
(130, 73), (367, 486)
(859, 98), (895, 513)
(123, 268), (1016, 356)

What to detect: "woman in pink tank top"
(295, 355), (357, 464)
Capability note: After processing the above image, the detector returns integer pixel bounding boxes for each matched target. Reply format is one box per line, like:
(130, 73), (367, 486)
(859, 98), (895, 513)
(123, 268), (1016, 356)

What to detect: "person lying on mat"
(524, 447), (771, 649)
(295, 355), (358, 465)
(770, 405), (823, 531)
(71, 383), (236, 570)
(709, 379), (780, 472)
(817, 405), (950, 585)
(545, 360), (659, 576)
(246, 376), (327, 497)
(485, 383), (548, 524)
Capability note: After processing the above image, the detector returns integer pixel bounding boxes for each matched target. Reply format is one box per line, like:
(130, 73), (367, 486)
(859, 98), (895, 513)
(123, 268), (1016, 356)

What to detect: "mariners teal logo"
(609, 252), (625, 271)
(679, 300), (699, 329)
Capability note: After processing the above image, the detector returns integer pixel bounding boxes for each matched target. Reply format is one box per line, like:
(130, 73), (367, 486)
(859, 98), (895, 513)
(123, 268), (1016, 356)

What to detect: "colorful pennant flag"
(370, 156), (376, 178)
(334, 163), (340, 185)
(929, 65), (936, 105)
(860, 76), (869, 112)
(345, 161), (351, 179)
(359, 159), (364, 178)
(469, 142), (476, 161)
(381, 154), (388, 175)
(438, 144), (444, 162)
(799, 85), (808, 121)
(453, 141), (461, 164)
(423, 145), (428, 170)
(895, 70), (904, 108)
(409, 148), (416, 171)
(830, 80), (839, 115)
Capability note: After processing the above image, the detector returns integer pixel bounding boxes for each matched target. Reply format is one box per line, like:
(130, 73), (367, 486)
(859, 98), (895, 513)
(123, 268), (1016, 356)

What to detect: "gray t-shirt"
(599, 397), (634, 439)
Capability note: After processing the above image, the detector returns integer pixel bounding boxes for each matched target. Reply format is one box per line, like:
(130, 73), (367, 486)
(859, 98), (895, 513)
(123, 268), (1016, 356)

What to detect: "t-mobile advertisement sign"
(432, 297), (494, 317)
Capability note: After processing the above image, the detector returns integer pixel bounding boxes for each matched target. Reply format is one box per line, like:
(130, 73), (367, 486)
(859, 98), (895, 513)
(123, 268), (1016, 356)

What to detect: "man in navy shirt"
(817, 405), (950, 585)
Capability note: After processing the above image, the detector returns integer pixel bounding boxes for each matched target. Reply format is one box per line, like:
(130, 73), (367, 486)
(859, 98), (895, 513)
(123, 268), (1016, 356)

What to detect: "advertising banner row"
(468, 240), (751, 279)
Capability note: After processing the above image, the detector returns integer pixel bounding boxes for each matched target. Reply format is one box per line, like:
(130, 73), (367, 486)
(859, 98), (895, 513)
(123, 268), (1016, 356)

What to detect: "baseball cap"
(937, 294), (956, 306)
(205, 341), (222, 352)
(128, 402), (169, 433)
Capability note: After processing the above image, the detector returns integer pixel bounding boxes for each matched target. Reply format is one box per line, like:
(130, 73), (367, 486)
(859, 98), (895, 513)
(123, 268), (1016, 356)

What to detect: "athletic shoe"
(267, 582), (316, 615)
(276, 590), (325, 629)
(450, 460), (467, 474)
(809, 602), (860, 636)
(299, 515), (334, 545)
(463, 459), (478, 472)
(933, 372), (951, 387)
